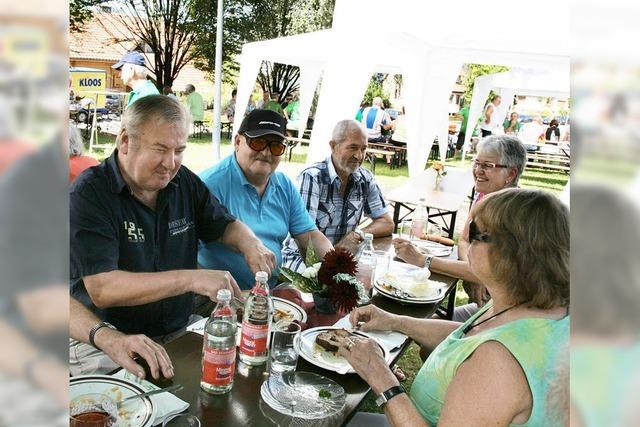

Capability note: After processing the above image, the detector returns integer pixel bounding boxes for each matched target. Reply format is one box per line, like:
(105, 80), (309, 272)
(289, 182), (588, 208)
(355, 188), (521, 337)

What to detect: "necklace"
(463, 304), (519, 334)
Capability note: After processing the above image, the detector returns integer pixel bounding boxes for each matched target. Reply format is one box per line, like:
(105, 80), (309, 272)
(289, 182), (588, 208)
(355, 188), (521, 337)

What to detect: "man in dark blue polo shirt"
(70, 95), (275, 375)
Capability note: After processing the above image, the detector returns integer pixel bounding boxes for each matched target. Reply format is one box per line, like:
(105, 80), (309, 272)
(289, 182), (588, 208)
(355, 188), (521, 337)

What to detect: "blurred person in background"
(264, 91), (283, 114)
(519, 114), (546, 150)
(454, 102), (470, 157)
(571, 184), (640, 427)
(283, 91), (301, 130)
(360, 96), (394, 143)
(344, 188), (569, 426)
(68, 124), (98, 182)
(184, 83), (204, 123)
(545, 118), (561, 142)
(479, 95), (501, 137)
(257, 89), (270, 109)
(112, 51), (159, 107)
(394, 135), (527, 324)
(162, 86), (178, 101)
(503, 111), (521, 135)
(224, 88), (237, 123)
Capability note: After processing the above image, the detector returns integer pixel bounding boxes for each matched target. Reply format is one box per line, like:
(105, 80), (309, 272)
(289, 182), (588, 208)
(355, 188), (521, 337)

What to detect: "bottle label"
(202, 345), (236, 386)
(239, 321), (269, 357)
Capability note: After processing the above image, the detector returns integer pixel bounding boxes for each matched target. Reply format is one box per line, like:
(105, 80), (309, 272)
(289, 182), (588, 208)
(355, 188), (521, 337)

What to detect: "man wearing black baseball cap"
(197, 109), (333, 290)
(112, 51), (159, 106)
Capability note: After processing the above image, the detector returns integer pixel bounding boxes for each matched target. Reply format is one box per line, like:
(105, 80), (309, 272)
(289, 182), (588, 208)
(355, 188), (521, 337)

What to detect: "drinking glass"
(70, 393), (118, 427)
(373, 250), (390, 278)
(398, 220), (413, 240)
(269, 320), (301, 378)
(427, 222), (443, 237)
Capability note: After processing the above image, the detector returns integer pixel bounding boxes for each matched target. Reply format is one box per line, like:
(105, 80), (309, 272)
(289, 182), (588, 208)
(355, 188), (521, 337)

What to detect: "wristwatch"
(375, 385), (405, 407)
(89, 321), (117, 349)
(423, 254), (434, 270)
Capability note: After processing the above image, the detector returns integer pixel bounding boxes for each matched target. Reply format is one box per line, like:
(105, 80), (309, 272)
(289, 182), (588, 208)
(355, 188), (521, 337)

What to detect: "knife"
(118, 384), (183, 406)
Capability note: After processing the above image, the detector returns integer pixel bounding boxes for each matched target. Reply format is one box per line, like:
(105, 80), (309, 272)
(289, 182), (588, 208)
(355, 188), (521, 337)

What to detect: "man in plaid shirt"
(282, 120), (394, 272)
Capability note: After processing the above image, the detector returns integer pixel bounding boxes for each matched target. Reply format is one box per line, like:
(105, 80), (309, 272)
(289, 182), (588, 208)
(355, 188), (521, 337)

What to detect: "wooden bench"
(526, 151), (570, 172)
(366, 148), (399, 173)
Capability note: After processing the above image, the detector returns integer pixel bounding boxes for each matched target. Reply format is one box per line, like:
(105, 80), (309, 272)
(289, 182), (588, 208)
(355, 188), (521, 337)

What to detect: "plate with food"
(235, 297), (307, 325)
(374, 270), (448, 304)
(69, 375), (156, 427)
(412, 237), (454, 257)
(298, 327), (389, 374)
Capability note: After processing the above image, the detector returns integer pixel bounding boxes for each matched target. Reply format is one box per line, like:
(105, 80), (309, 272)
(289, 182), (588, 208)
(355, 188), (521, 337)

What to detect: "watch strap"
(89, 321), (116, 349)
(375, 384), (405, 407)
(423, 254), (434, 270)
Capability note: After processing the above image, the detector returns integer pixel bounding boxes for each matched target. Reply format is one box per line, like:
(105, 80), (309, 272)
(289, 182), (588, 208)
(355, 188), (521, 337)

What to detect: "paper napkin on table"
(332, 314), (408, 353)
(186, 317), (207, 336)
(113, 370), (189, 426)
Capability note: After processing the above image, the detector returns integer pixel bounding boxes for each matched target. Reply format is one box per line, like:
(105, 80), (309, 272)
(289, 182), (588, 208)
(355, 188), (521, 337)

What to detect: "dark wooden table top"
(148, 237), (459, 426)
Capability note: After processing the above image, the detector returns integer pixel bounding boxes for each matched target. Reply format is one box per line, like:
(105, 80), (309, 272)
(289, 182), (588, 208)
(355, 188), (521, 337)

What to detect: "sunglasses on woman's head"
(244, 134), (287, 156)
(469, 220), (492, 243)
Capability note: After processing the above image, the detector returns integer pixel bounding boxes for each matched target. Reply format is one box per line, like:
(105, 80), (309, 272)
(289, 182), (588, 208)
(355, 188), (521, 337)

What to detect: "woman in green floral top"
(340, 188), (569, 426)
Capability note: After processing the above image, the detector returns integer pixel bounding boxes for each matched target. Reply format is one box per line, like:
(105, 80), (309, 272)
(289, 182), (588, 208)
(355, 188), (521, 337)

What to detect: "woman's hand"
(392, 238), (425, 267)
(337, 337), (398, 394)
(349, 305), (400, 333)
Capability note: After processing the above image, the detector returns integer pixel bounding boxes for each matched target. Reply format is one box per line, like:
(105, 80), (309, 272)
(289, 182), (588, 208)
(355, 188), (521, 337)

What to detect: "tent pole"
(211, 0), (224, 161)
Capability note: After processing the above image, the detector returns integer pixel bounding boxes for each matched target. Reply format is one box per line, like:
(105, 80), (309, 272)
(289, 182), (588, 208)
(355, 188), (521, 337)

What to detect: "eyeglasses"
(468, 220), (492, 243)
(472, 159), (509, 170)
(244, 134), (287, 156)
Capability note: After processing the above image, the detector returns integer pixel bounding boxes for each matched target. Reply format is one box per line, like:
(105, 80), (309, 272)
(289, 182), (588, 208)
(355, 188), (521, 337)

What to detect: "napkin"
(332, 314), (408, 353)
(186, 317), (206, 336)
(113, 370), (189, 426)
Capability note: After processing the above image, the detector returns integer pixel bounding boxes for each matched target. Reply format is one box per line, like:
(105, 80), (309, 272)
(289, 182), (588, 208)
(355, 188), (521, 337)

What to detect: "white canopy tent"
(462, 68), (571, 160)
(233, 0), (569, 177)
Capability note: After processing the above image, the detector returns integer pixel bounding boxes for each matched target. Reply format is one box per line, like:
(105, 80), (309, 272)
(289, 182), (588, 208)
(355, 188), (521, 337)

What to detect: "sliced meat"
(315, 329), (353, 353)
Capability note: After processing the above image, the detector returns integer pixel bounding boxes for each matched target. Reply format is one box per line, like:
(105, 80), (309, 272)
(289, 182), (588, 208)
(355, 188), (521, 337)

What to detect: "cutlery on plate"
(118, 384), (183, 406)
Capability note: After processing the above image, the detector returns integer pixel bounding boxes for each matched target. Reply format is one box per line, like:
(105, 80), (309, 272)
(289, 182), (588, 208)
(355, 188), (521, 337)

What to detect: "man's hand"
(243, 243), (276, 277)
(94, 328), (174, 380)
(191, 270), (242, 300)
(335, 231), (363, 254)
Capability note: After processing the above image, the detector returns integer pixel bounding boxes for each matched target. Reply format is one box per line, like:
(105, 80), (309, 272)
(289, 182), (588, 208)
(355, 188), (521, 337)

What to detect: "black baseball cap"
(112, 51), (146, 69)
(238, 109), (288, 139)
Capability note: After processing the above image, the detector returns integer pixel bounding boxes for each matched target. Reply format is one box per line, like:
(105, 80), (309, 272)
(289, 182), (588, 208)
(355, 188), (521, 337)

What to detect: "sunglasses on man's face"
(468, 219), (492, 243)
(244, 134), (287, 156)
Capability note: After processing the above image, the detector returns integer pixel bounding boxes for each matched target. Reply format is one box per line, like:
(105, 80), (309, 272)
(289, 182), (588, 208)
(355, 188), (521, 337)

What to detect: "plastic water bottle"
(201, 289), (237, 394)
(239, 271), (273, 366)
(411, 198), (429, 239)
(356, 233), (377, 293)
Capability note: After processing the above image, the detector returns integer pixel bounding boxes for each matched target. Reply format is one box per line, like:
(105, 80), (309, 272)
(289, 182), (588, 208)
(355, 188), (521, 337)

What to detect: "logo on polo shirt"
(124, 221), (145, 242)
(168, 217), (194, 236)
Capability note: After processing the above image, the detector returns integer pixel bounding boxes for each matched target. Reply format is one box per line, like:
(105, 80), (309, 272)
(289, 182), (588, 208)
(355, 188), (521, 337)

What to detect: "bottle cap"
(216, 289), (232, 301)
(255, 271), (268, 282)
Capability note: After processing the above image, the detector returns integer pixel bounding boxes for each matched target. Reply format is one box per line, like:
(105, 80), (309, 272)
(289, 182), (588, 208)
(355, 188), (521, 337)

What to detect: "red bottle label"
(202, 345), (236, 386)
(239, 322), (269, 357)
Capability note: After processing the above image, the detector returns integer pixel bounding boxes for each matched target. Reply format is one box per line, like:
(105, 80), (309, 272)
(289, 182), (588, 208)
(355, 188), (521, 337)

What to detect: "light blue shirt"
(198, 154), (317, 289)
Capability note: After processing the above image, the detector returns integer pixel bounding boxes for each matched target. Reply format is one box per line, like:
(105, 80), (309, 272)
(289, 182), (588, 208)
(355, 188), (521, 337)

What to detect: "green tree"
(70, 0), (109, 33)
(361, 74), (391, 108)
(461, 64), (510, 106)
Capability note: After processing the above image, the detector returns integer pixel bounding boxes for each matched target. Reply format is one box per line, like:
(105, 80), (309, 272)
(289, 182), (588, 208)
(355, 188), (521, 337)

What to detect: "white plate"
(272, 297), (307, 324)
(412, 239), (453, 257)
(70, 375), (156, 427)
(298, 326), (389, 374)
(374, 277), (448, 304)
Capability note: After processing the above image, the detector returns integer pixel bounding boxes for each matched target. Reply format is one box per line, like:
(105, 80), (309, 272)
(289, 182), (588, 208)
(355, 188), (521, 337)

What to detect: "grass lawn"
(88, 132), (568, 414)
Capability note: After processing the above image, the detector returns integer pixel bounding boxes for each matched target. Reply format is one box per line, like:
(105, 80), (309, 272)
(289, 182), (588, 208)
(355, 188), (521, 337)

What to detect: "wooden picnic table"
(386, 168), (474, 239)
(143, 236), (460, 426)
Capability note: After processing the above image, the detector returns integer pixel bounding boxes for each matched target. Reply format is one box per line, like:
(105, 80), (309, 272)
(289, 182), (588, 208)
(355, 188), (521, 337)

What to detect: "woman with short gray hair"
(394, 134), (528, 322)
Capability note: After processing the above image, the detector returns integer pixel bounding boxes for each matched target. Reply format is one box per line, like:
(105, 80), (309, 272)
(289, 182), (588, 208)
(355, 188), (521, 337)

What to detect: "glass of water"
(269, 320), (301, 378)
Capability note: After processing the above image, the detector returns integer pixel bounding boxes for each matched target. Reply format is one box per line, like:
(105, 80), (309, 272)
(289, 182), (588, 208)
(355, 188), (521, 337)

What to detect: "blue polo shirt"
(198, 154), (316, 289)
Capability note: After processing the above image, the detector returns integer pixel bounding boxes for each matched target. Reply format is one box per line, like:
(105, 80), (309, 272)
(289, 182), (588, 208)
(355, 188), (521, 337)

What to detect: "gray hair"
(122, 63), (149, 79)
(69, 124), (84, 156)
(372, 96), (383, 107)
(185, 84), (195, 93)
(476, 135), (527, 185)
(118, 94), (189, 144)
(331, 119), (366, 144)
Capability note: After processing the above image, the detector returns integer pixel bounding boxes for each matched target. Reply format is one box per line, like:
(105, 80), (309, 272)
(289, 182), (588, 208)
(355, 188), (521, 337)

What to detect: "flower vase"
(434, 174), (443, 190)
(312, 293), (336, 314)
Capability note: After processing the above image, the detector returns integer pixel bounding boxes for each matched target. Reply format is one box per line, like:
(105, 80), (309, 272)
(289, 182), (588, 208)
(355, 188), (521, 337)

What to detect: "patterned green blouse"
(410, 303), (569, 426)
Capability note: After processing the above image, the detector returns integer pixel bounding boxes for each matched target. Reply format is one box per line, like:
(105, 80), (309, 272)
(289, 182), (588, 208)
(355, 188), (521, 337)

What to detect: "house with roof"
(69, 8), (214, 99)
